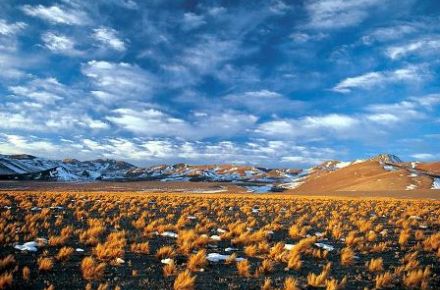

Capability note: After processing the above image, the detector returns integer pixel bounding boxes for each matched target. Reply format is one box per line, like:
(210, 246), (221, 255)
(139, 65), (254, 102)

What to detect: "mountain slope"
(285, 154), (437, 193)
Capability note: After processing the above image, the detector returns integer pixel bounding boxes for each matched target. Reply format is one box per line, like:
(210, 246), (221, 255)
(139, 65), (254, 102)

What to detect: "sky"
(0, 0), (439, 167)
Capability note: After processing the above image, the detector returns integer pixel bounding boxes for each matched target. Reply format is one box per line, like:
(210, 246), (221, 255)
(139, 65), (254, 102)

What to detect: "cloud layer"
(0, 0), (439, 166)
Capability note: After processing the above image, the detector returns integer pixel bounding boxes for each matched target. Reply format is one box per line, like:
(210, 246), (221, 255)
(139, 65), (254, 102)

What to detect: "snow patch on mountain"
(432, 178), (440, 189)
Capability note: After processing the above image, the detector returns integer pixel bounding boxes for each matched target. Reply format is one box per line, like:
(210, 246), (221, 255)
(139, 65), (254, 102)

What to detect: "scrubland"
(0, 191), (439, 289)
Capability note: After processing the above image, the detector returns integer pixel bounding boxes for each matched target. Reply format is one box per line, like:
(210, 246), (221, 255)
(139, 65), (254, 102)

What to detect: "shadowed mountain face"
(0, 153), (439, 191)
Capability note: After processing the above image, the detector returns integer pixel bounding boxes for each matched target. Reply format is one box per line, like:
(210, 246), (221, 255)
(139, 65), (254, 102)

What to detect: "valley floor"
(0, 190), (439, 289)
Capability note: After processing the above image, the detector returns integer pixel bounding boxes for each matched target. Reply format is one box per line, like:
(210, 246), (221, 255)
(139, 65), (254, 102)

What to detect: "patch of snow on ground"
(161, 231), (178, 238)
(246, 185), (273, 193)
(14, 241), (38, 252)
(207, 253), (245, 262)
(432, 178), (440, 189)
(314, 242), (334, 251)
(406, 184), (417, 190)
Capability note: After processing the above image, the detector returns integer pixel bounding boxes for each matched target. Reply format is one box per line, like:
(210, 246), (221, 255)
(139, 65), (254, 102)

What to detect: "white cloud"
(106, 107), (258, 140)
(93, 27), (126, 52)
(256, 113), (359, 139)
(332, 66), (427, 93)
(0, 134), (336, 167)
(362, 24), (417, 44)
(41, 32), (81, 55)
(182, 13), (206, 31)
(9, 77), (67, 104)
(386, 38), (440, 59)
(289, 32), (328, 43)
(224, 90), (305, 113)
(107, 108), (192, 137)
(21, 4), (90, 25)
(0, 19), (27, 36)
(82, 60), (156, 102)
(305, 0), (382, 29)
(410, 153), (435, 160)
(0, 134), (61, 155)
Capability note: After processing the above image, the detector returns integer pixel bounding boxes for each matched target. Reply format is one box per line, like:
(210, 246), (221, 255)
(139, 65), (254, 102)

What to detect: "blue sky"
(0, 0), (439, 167)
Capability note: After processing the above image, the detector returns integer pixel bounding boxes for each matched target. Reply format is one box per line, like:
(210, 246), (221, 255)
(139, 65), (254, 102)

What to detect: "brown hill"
(286, 156), (436, 193)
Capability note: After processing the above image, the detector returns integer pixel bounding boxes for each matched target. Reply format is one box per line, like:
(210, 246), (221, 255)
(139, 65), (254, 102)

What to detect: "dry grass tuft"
(340, 247), (354, 266)
(81, 256), (106, 281)
(187, 250), (207, 272)
(236, 260), (251, 277)
(163, 260), (177, 277)
(56, 246), (74, 262)
(283, 276), (299, 290)
(0, 273), (13, 289)
(38, 257), (53, 272)
(22, 266), (30, 281)
(173, 270), (195, 290)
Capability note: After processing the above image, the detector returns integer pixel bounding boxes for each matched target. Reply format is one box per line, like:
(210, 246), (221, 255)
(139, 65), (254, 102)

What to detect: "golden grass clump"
(261, 277), (272, 290)
(287, 252), (302, 270)
(173, 270), (195, 290)
(81, 256), (106, 281)
(402, 267), (431, 290)
(94, 231), (126, 261)
(375, 272), (394, 289)
(56, 246), (74, 262)
(38, 257), (53, 272)
(0, 273), (13, 289)
(236, 260), (251, 277)
(326, 276), (347, 290)
(398, 230), (411, 247)
(156, 246), (176, 260)
(340, 247), (355, 266)
(22, 266), (30, 281)
(366, 257), (383, 272)
(187, 250), (207, 272)
(256, 259), (274, 275)
(130, 242), (150, 254)
(0, 255), (15, 270)
(283, 276), (299, 290)
(163, 260), (177, 277)
(307, 263), (331, 287)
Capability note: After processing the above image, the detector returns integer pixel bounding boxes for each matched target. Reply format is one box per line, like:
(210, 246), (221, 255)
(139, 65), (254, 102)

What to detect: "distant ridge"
(0, 153), (439, 192)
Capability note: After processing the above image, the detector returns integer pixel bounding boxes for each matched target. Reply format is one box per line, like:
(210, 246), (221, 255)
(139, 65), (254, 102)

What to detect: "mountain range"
(0, 153), (439, 192)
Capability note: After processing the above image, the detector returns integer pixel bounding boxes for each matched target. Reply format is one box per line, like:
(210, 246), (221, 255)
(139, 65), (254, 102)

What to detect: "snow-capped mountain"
(0, 154), (135, 181)
(0, 153), (439, 191)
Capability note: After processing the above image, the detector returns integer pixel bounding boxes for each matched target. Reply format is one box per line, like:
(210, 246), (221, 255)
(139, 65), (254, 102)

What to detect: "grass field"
(0, 190), (439, 289)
